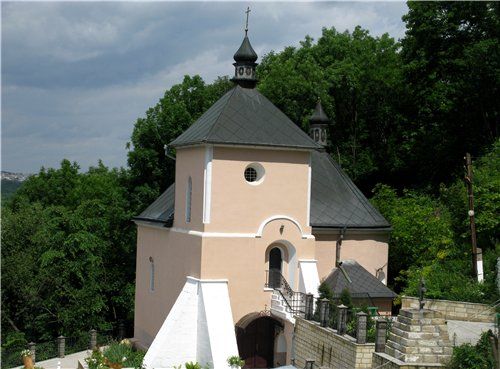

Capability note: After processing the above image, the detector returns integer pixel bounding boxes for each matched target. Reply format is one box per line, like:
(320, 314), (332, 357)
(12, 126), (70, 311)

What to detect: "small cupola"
(309, 99), (330, 147)
(231, 7), (258, 89)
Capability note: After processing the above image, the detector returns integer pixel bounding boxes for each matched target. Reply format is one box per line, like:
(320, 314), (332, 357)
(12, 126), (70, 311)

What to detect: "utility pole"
(465, 153), (480, 280)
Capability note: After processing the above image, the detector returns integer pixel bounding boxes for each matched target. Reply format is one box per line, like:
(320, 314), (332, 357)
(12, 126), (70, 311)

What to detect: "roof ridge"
(203, 86), (239, 142)
(253, 89), (321, 149)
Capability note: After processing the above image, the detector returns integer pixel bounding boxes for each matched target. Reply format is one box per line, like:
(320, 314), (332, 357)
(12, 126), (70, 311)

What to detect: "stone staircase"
(385, 309), (453, 364)
(270, 290), (295, 323)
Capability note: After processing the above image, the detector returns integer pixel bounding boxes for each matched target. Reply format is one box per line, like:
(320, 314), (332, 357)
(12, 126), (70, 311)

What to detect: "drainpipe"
(335, 226), (347, 267)
(164, 144), (176, 161)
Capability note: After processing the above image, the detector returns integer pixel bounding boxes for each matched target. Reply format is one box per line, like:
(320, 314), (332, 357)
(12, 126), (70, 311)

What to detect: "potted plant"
(21, 349), (34, 369)
(227, 356), (245, 369)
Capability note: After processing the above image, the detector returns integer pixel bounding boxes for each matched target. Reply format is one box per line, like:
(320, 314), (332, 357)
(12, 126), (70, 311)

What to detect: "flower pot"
(23, 356), (34, 369)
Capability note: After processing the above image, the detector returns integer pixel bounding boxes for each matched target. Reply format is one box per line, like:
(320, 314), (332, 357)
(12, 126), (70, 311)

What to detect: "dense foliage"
(1, 179), (23, 202)
(2, 1), (499, 354)
(371, 140), (500, 301)
(2, 161), (137, 342)
(448, 330), (496, 369)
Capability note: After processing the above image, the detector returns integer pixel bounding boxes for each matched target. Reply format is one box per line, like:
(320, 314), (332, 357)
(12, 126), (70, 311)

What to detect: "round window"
(244, 167), (257, 182)
(244, 163), (265, 185)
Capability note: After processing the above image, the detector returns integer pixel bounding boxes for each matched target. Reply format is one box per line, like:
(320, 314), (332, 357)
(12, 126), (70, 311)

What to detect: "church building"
(133, 21), (391, 369)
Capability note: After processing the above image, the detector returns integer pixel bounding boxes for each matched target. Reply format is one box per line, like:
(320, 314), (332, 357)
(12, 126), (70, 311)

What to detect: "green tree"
(371, 184), (456, 291)
(127, 75), (233, 209)
(258, 27), (406, 190)
(400, 1), (499, 189)
(2, 160), (136, 341)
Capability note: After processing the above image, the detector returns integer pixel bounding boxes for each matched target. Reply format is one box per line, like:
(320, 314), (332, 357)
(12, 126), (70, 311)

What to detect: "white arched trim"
(268, 239), (297, 289)
(257, 215), (312, 239)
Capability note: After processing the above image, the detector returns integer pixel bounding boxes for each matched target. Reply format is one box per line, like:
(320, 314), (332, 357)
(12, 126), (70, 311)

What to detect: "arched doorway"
(268, 247), (282, 288)
(236, 314), (283, 368)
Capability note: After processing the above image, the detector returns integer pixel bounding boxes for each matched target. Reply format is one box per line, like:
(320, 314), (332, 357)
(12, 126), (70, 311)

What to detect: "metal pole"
(465, 153), (478, 278)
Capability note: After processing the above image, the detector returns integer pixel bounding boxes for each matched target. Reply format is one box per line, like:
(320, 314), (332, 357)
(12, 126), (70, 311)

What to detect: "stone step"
(397, 315), (446, 326)
(399, 309), (443, 320)
(390, 325), (442, 340)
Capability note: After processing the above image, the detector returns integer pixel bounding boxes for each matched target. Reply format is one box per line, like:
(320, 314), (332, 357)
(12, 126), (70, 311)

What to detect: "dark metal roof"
(309, 100), (329, 124)
(133, 151), (390, 230)
(234, 36), (258, 63)
(133, 183), (175, 226)
(170, 86), (322, 150)
(324, 260), (397, 299)
(310, 151), (391, 229)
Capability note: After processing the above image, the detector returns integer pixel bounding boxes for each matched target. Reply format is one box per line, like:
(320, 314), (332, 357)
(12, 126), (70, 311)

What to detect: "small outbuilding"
(323, 259), (397, 315)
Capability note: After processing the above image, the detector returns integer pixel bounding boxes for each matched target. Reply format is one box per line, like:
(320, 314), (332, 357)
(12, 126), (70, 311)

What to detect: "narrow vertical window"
(186, 176), (192, 223)
(149, 257), (155, 292)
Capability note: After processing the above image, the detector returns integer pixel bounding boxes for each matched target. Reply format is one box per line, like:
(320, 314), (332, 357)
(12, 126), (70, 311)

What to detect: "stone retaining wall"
(372, 352), (446, 369)
(401, 296), (494, 323)
(294, 318), (374, 369)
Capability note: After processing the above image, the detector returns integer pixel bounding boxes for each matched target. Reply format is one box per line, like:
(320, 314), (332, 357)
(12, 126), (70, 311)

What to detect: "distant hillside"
(2, 179), (23, 202)
(1, 171), (28, 203)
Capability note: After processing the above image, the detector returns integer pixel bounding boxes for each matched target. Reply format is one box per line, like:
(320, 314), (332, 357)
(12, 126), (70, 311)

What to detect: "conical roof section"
(310, 100), (329, 124)
(170, 85), (321, 150)
(233, 36), (258, 63)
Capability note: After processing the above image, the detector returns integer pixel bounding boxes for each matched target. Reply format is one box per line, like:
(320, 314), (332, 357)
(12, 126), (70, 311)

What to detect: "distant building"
(133, 22), (392, 369)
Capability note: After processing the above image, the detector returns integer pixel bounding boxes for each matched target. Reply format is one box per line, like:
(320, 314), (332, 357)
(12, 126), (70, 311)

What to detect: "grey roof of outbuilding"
(310, 151), (390, 229)
(134, 151), (390, 230)
(169, 86), (322, 150)
(324, 260), (397, 299)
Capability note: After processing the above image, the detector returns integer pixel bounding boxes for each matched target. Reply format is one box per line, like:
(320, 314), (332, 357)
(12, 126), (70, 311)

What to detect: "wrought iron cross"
(245, 7), (251, 35)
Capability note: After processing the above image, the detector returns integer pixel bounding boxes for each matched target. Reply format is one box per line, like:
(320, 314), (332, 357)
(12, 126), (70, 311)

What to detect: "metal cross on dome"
(245, 7), (251, 35)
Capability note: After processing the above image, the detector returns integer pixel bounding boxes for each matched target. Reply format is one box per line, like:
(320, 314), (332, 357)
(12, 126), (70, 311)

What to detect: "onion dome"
(309, 99), (330, 147)
(231, 7), (258, 88)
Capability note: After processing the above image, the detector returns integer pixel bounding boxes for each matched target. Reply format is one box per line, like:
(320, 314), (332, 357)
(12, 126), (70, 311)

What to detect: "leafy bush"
(86, 341), (145, 369)
(184, 362), (201, 369)
(448, 330), (495, 369)
(227, 356), (245, 368)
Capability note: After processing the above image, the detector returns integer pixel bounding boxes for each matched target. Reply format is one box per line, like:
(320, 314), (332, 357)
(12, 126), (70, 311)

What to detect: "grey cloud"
(2, 2), (407, 173)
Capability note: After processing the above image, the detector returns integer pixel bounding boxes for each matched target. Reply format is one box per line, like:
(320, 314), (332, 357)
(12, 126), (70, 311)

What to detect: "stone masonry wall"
(372, 353), (447, 369)
(294, 318), (374, 369)
(401, 296), (494, 323)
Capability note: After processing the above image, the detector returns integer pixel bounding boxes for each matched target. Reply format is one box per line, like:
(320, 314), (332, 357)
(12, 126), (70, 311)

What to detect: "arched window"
(186, 176), (192, 223)
(269, 247), (283, 288)
(149, 256), (155, 292)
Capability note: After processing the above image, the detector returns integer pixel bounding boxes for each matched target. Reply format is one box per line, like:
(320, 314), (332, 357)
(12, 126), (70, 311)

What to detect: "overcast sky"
(1, 1), (408, 173)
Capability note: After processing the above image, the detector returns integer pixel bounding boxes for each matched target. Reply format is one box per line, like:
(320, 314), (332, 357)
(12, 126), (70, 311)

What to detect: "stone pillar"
(304, 359), (315, 369)
(375, 320), (387, 353)
(28, 342), (36, 364)
(90, 329), (97, 350)
(337, 304), (347, 335)
(118, 321), (126, 340)
(319, 298), (329, 327)
(305, 294), (314, 320)
(57, 335), (66, 358)
(356, 312), (368, 344)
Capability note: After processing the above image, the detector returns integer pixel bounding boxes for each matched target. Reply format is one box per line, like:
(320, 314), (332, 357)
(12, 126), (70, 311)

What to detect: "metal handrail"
(265, 269), (307, 317)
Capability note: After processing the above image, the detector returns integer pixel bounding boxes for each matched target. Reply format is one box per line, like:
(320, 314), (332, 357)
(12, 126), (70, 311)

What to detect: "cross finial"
(245, 7), (251, 36)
